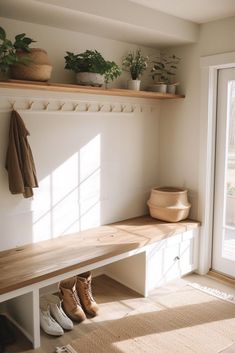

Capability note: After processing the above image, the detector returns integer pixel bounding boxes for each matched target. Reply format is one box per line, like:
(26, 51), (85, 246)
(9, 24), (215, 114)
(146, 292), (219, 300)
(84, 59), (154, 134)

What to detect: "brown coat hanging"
(5, 110), (38, 198)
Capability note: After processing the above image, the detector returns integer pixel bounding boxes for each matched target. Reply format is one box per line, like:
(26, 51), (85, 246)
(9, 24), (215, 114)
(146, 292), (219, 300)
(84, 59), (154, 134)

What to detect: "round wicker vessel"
(11, 63), (52, 82)
(147, 186), (191, 222)
(10, 48), (52, 82)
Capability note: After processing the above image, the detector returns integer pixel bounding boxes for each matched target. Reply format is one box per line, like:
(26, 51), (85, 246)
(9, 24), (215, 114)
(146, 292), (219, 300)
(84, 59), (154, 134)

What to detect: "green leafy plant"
(0, 26), (35, 73)
(122, 48), (149, 80)
(151, 53), (181, 84)
(64, 49), (121, 84)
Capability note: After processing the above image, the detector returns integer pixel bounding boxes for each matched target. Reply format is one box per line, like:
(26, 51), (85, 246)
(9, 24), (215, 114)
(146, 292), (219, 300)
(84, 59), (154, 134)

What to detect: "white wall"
(159, 44), (200, 219)
(0, 18), (160, 251)
(159, 15), (235, 220)
(199, 16), (235, 56)
(4, 14), (232, 251)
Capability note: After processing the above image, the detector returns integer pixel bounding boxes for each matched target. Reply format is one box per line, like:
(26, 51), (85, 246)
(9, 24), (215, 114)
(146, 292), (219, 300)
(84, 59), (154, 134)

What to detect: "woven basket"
(15, 48), (50, 64)
(147, 186), (191, 222)
(10, 48), (52, 82)
(10, 63), (52, 82)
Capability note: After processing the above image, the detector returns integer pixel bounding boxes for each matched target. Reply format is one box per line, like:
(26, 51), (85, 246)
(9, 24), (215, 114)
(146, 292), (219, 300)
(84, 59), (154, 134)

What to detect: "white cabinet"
(105, 227), (199, 296)
(146, 228), (199, 293)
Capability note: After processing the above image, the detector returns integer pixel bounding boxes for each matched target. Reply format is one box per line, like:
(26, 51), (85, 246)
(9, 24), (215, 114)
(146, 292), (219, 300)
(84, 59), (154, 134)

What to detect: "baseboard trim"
(207, 270), (235, 286)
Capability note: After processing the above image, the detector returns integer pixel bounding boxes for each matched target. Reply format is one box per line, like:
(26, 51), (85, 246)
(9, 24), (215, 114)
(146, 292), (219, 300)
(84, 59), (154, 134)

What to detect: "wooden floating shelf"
(0, 80), (185, 100)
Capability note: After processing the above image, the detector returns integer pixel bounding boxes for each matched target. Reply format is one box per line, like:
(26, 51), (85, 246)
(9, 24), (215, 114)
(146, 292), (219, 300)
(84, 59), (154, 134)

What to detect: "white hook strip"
(2, 98), (155, 114)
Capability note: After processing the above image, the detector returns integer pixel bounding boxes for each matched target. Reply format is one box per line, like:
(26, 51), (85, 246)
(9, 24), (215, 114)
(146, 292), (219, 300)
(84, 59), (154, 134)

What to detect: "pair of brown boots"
(59, 272), (99, 322)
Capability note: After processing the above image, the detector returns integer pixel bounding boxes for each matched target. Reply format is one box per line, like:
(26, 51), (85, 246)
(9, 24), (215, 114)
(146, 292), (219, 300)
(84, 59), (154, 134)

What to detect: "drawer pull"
(174, 256), (180, 261)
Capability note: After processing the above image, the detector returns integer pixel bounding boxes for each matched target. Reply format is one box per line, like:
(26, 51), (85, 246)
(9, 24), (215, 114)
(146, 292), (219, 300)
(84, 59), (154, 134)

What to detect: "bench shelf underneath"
(0, 215), (200, 348)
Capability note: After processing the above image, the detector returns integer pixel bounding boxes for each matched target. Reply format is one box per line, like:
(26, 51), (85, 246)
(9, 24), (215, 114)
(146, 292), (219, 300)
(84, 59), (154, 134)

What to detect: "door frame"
(213, 67), (235, 276)
(199, 51), (235, 275)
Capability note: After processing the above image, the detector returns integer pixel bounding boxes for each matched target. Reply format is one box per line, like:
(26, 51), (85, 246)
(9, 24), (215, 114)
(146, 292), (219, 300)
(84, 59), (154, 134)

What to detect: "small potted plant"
(151, 53), (181, 94)
(0, 26), (35, 79)
(122, 48), (149, 91)
(64, 49), (121, 87)
(0, 26), (52, 82)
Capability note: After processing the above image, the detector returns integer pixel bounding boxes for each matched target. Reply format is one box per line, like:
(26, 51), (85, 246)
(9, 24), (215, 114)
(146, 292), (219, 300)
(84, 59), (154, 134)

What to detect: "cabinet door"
(146, 240), (180, 291)
(179, 237), (197, 275)
(146, 229), (199, 291)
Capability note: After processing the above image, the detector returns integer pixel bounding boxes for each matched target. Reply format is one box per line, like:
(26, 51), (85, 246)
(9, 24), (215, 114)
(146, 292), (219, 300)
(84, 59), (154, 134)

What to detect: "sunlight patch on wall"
(31, 175), (52, 242)
(80, 134), (101, 230)
(32, 134), (101, 242)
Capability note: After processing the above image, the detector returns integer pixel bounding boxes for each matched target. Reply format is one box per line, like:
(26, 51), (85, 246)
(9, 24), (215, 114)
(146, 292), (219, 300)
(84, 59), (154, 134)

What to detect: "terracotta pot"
(10, 48), (52, 82)
(147, 186), (191, 222)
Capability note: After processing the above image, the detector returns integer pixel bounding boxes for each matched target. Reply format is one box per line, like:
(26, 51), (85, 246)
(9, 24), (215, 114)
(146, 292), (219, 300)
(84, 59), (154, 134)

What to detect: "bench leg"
(32, 289), (41, 348)
(103, 251), (148, 297)
(4, 289), (41, 348)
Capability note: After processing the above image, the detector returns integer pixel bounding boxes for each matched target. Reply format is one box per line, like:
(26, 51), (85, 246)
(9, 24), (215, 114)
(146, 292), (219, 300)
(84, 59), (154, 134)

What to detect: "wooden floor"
(4, 273), (235, 353)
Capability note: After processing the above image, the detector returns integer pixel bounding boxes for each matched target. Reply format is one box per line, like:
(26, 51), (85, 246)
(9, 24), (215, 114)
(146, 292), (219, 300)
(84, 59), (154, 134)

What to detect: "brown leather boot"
(76, 272), (99, 317)
(59, 277), (86, 322)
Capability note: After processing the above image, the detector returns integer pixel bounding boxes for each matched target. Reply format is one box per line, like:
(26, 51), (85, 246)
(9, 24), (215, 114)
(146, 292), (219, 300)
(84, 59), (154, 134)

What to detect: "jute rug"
(69, 284), (235, 353)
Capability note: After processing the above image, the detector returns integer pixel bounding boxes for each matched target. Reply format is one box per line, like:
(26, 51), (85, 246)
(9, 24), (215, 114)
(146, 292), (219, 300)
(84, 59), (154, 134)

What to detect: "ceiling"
(128, 0), (235, 24)
(1, 0), (235, 47)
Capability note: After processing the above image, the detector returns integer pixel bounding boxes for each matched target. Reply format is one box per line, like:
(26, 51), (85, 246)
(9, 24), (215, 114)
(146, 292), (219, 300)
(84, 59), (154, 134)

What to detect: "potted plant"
(0, 26), (52, 82)
(0, 26), (35, 78)
(11, 47), (53, 82)
(122, 48), (149, 90)
(151, 53), (181, 94)
(64, 49), (121, 87)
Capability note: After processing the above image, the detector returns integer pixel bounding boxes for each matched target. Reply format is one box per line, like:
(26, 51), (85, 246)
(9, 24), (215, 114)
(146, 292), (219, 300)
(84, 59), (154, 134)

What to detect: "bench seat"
(0, 216), (199, 295)
(0, 215), (200, 348)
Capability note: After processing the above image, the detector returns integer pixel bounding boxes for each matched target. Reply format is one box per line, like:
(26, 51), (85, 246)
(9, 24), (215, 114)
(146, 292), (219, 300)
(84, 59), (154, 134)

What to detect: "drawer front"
(146, 229), (199, 291)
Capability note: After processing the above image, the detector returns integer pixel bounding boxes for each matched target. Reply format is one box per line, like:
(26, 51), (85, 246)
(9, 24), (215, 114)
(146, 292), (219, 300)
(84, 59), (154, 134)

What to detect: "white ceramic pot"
(150, 83), (167, 93)
(167, 84), (177, 94)
(127, 79), (141, 91)
(76, 72), (105, 87)
(147, 186), (191, 222)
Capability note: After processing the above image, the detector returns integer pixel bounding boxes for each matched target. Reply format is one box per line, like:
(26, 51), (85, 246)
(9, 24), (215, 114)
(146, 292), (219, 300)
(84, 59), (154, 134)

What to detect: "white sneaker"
(42, 294), (73, 330)
(55, 344), (78, 353)
(40, 298), (64, 336)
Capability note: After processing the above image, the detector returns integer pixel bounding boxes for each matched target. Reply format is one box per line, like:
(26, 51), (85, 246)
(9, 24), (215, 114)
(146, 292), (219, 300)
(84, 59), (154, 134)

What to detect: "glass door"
(212, 67), (235, 278)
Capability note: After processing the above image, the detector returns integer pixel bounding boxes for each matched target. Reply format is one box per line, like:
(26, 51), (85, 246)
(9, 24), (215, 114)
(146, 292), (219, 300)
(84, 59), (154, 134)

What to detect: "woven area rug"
(69, 284), (235, 353)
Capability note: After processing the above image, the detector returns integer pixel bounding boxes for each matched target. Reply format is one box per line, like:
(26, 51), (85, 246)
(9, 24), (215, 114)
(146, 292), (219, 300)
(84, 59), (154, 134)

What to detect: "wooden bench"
(0, 215), (200, 348)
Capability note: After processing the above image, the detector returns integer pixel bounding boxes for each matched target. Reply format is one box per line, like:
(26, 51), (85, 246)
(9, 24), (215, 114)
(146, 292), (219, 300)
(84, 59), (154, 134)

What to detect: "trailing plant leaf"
(104, 61), (122, 84)
(14, 34), (36, 51)
(14, 33), (26, 41)
(0, 27), (6, 41)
